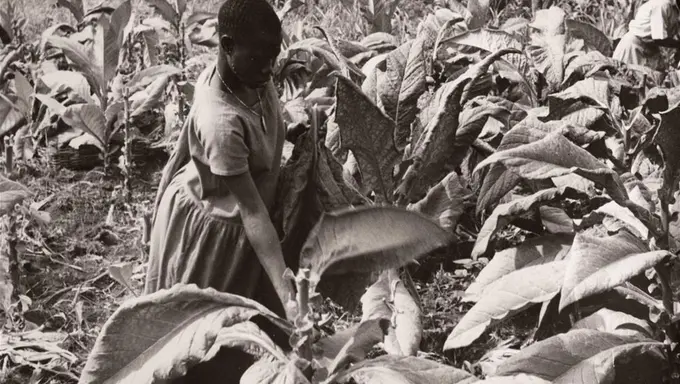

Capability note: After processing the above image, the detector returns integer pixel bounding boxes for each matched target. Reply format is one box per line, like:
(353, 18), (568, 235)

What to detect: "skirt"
(144, 171), (287, 383)
(613, 32), (665, 72)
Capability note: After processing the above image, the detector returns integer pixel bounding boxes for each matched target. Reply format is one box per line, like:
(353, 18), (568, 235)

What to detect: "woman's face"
(225, 33), (281, 89)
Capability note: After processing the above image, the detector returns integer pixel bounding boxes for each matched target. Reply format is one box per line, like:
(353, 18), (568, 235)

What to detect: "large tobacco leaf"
(334, 355), (476, 384)
(472, 186), (586, 259)
(408, 171), (468, 231)
(79, 284), (291, 384)
(444, 260), (566, 350)
(559, 230), (670, 311)
(272, 129), (367, 310)
(465, 234), (572, 302)
(361, 269), (422, 356)
(335, 74), (402, 203)
(495, 329), (661, 382)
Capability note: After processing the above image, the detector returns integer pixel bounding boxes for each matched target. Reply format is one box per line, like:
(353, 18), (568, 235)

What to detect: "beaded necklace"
(215, 66), (267, 133)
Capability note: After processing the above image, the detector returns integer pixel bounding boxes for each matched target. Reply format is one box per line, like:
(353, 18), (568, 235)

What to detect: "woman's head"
(218, 0), (282, 89)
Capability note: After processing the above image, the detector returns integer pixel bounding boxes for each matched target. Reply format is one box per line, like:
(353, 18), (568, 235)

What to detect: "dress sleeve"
(650, 3), (674, 40)
(196, 112), (250, 177)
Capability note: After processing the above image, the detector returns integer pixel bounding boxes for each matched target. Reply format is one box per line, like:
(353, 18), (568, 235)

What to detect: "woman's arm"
(220, 171), (295, 316)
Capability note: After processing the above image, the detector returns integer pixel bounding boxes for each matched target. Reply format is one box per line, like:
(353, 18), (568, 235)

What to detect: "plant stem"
(123, 88), (132, 202)
(294, 269), (314, 364)
(4, 135), (13, 174)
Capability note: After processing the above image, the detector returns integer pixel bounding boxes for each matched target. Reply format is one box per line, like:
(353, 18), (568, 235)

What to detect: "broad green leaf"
(147, 0), (180, 30)
(0, 175), (32, 216)
(334, 74), (401, 203)
(204, 321), (287, 362)
(526, 34), (584, 92)
(572, 308), (653, 338)
(407, 171), (467, 231)
(0, 10), (12, 44)
(127, 64), (182, 91)
(444, 260), (566, 350)
(175, 0), (186, 17)
(79, 284), (290, 383)
(131, 75), (172, 118)
(563, 51), (616, 84)
(103, 0), (132, 85)
(361, 269), (422, 356)
(186, 12), (216, 28)
(559, 230), (668, 311)
(465, 235), (572, 302)
(397, 49), (520, 204)
(439, 28), (530, 77)
(478, 375), (549, 383)
(335, 355), (476, 384)
(273, 130), (368, 310)
(475, 132), (627, 204)
(653, 100), (680, 186)
(0, 94), (25, 137)
(313, 319), (389, 371)
(299, 206), (451, 280)
(553, 341), (665, 384)
(12, 71), (33, 112)
(495, 329), (654, 380)
(56, 0), (85, 22)
(38, 71), (92, 104)
(188, 17), (218, 47)
(530, 6), (566, 36)
(589, 201), (654, 240)
(476, 116), (603, 214)
(547, 77), (611, 112)
(325, 319), (390, 374)
(378, 39), (427, 148)
(566, 19), (613, 57)
(34, 94), (66, 116)
(472, 187), (585, 259)
(540, 206), (574, 234)
(240, 357), (290, 384)
(46, 35), (102, 100)
(61, 103), (108, 150)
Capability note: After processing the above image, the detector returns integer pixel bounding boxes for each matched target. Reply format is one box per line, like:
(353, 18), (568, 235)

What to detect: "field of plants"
(5, 0), (680, 383)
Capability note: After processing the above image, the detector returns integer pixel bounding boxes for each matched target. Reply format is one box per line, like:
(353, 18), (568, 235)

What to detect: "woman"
(613, 0), (680, 71)
(145, 0), (295, 380)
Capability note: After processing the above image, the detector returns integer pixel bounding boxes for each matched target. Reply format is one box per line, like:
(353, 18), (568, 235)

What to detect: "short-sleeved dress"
(144, 63), (288, 382)
(613, 0), (680, 70)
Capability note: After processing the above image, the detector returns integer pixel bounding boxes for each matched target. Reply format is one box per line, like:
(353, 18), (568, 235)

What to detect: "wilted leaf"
(335, 75), (401, 203)
(444, 261), (566, 350)
(79, 284), (291, 383)
(572, 308), (653, 338)
(563, 51), (616, 84)
(547, 77), (611, 112)
(465, 235), (572, 302)
(0, 175), (32, 216)
(496, 329), (658, 381)
(590, 201), (653, 240)
(361, 269), (421, 356)
(566, 19), (613, 57)
(472, 187), (585, 259)
(299, 206), (451, 281)
(559, 230), (669, 311)
(336, 355), (476, 383)
(61, 103), (108, 150)
(408, 171), (467, 231)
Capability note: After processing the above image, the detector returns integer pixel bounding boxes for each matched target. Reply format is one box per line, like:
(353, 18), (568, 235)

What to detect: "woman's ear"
(220, 35), (235, 54)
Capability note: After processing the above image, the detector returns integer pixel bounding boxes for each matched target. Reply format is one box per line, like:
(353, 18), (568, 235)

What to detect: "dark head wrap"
(218, 0), (282, 43)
